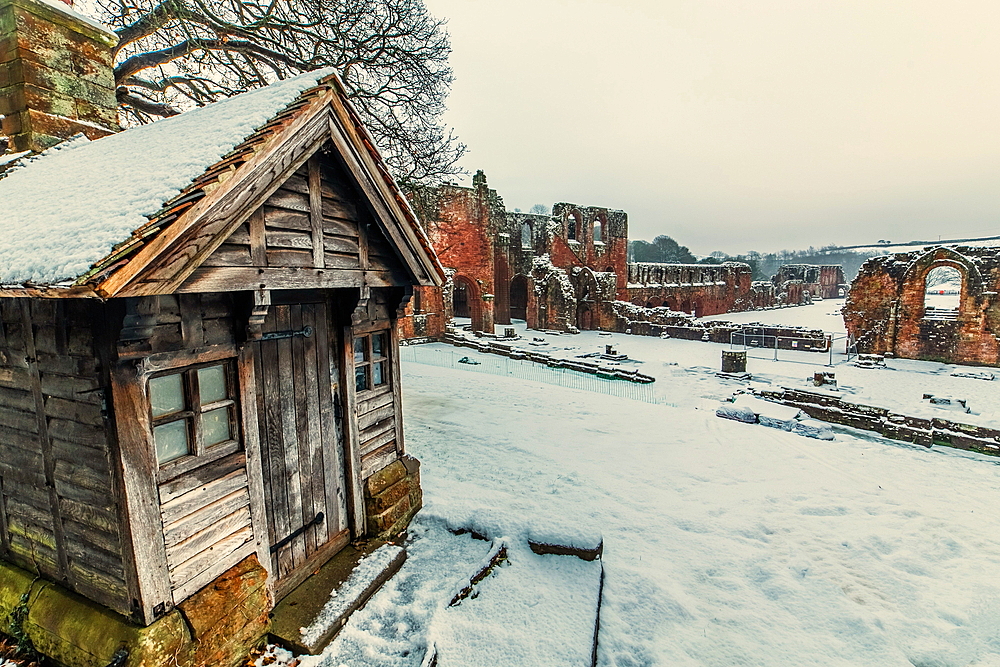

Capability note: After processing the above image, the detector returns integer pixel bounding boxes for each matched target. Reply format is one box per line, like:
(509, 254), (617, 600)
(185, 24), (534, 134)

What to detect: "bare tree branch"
(115, 86), (181, 116)
(86, 0), (464, 182)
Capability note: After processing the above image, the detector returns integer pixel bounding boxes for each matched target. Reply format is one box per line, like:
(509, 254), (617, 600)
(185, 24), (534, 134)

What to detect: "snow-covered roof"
(0, 69), (332, 286)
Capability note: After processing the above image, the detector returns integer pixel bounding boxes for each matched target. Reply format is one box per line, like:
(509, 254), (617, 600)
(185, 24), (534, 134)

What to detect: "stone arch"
(575, 268), (601, 330)
(924, 266), (961, 312)
(884, 247), (997, 364)
(902, 247), (984, 319)
(648, 297), (663, 308)
(593, 215), (605, 243)
(510, 274), (530, 321)
(452, 274), (485, 332)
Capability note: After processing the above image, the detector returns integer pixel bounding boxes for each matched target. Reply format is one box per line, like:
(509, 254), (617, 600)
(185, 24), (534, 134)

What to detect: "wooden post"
(308, 155), (325, 269)
(334, 293), (366, 538)
(109, 358), (174, 623)
(238, 339), (275, 589)
(249, 208), (267, 267)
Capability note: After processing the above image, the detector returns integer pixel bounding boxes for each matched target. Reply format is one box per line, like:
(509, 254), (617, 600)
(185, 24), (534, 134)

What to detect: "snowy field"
(475, 300), (1000, 427)
(275, 301), (1000, 667)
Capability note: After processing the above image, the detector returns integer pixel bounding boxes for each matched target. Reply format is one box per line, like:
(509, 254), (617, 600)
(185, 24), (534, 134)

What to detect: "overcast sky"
(422, 0), (1000, 256)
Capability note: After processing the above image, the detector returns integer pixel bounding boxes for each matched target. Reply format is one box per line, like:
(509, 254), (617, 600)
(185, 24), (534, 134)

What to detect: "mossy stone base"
(364, 455), (422, 539)
(0, 554), (270, 667)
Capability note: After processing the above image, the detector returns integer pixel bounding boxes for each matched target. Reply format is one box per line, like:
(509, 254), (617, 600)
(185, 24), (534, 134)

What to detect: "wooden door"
(254, 301), (349, 596)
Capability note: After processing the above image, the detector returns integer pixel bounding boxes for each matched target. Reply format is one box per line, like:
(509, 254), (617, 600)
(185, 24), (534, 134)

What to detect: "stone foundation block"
(364, 455), (422, 538)
(0, 555), (270, 667)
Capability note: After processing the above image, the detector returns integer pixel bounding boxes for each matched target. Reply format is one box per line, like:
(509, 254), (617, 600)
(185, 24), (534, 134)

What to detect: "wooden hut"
(0, 65), (442, 665)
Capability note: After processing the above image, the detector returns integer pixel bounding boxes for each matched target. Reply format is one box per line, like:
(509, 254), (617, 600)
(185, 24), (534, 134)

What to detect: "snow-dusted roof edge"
(0, 70), (444, 297)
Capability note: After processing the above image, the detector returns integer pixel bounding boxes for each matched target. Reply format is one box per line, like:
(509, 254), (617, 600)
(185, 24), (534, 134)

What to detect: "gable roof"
(0, 70), (444, 297)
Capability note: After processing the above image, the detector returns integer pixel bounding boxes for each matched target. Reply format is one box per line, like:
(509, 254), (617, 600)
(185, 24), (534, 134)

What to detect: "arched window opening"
(567, 211), (581, 241)
(924, 265), (962, 318)
(520, 222), (532, 248)
(594, 218), (603, 243)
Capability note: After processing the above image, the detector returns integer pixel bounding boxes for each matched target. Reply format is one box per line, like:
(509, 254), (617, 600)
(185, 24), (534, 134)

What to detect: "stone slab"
(270, 540), (407, 655)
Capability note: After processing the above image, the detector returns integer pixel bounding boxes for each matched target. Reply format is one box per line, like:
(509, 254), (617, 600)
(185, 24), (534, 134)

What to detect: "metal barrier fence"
(400, 344), (677, 407)
(729, 331), (854, 367)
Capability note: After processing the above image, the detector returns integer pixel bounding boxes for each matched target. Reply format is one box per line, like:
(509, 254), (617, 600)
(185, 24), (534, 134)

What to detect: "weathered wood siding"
(201, 149), (408, 279)
(0, 299), (130, 615)
(118, 293), (259, 605)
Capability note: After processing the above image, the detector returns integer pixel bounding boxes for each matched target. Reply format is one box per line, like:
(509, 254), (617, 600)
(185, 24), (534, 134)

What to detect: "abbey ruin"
(845, 246), (1000, 366)
(398, 171), (846, 339)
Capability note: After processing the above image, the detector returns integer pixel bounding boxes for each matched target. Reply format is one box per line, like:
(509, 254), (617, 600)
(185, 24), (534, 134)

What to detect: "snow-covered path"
(400, 361), (1000, 667)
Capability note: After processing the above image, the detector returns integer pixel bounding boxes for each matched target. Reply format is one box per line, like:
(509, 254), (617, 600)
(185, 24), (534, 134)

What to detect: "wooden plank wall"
(0, 299), (130, 615)
(353, 293), (402, 480)
(202, 150), (406, 277)
(357, 386), (397, 479)
(135, 293), (257, 603)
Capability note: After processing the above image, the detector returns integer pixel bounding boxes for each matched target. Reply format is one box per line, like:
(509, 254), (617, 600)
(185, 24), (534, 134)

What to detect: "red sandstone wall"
(844, 248), (1000, 366)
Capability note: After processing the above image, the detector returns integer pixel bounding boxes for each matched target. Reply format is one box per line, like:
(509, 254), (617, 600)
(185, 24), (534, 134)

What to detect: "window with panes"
(149, 362), (239, 466)
(354, 331), (389, 392)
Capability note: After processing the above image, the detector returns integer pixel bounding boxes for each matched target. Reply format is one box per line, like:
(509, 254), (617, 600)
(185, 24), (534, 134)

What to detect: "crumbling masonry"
(398, 171), (815, 338)
(844, 246), (1000, 366)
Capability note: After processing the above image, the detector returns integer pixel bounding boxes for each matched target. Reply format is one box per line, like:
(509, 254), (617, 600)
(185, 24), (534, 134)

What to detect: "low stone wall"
(443, 333), (656, 383)
(757, 387), (1000, 456)
(364, 456), (422, 539)
(0, 555), (269, 667)
(612, 303), (830, 352)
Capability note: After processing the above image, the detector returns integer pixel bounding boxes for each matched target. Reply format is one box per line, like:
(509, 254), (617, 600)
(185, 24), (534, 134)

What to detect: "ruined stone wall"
(406, 171), (505, 333)
(399, 172), (631, 336)
(843, 246), (1000, 366)
(771, 264), (848, 301)
(625, 262), (753, 316)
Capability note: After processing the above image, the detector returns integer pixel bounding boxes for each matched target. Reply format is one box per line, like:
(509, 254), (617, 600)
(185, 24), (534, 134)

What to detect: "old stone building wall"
(843, 246), (1000, 366)
(401, 171), (630, 334)
(397, 171), (841, 339)
(772, 264), (848, 301)
(407, 171), (505, 333)
(625, 262), (754, 316)
(0, 0), (119, 156)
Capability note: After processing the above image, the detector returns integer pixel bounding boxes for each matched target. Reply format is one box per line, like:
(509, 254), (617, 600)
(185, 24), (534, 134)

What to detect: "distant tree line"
(629, 236), (697, 264)
(629, 237), (876, 281)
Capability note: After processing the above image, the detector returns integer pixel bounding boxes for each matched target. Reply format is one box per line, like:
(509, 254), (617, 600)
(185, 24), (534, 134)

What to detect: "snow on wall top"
(29, 0), (116, 39)
(0, 69), (332, 286)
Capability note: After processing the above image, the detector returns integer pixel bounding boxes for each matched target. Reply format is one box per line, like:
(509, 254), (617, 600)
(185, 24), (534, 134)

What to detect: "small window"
(149, 362), (238, 466)
(354, 331), (389, 392)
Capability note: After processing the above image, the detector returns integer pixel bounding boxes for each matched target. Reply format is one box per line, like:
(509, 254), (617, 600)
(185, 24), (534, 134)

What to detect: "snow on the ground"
(700, 301), (847, 334)
(281, 300), (1000, 667)
(0, 69), (331, 285)
(394, 360), (1000, 666)
(305, 521), (491, 666)
(428, 541), (602, 667)
(469, 300), (1000, 427)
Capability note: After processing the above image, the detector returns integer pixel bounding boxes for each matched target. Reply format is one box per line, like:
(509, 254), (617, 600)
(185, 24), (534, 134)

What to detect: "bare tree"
(86, 0), (464, 183)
